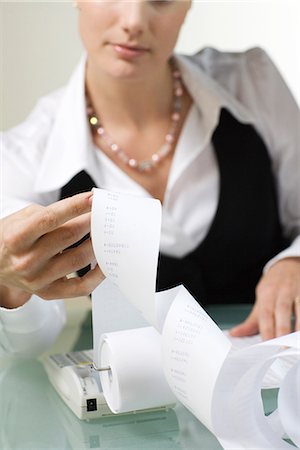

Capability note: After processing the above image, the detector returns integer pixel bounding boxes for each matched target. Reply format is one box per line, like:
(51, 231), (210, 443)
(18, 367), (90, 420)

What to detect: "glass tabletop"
(0, 302), (277, 450)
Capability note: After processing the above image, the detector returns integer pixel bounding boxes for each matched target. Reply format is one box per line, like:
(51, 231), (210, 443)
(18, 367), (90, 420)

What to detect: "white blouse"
(1, 47), (299, 357)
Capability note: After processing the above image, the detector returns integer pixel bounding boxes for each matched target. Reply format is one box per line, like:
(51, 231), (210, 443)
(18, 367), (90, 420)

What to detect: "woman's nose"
(120, 2), (148, 39)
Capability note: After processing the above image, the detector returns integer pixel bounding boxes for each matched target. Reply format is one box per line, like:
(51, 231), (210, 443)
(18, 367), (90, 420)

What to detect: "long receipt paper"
(91, 188), (300, 450)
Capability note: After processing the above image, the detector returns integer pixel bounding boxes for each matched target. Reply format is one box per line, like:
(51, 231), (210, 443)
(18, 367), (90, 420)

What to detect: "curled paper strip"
(278, 361), (300, 446)
(91, 188), (300, 449)
(91, 188), (161, 326)
(161, 286), (300, 449)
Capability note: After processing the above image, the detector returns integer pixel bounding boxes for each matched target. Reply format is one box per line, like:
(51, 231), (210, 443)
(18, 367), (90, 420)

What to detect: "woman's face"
(78, 0), (191, 80)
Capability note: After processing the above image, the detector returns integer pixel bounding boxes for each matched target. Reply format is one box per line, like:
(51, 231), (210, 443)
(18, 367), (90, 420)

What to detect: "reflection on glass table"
(0, 357), (223, 450)
(0, 303), (282, 450)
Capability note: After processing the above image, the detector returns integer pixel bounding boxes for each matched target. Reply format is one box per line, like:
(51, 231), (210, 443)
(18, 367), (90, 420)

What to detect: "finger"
(37, 265), (105, 300)
(229, 310), (259, 337)
(274, 293), (293, 336)
(1, 204), (43, 251)
(36, 213), (91, 258)
(38, 238), (96, 287)
(7, 203), (42, 220)
(258, 301), (275, 340)
(5, 214), (92, 283)
(12, 192), (93, 250)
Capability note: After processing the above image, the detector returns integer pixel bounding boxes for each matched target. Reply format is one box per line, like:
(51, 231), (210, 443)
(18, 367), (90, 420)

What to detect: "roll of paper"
(98, 327), (177, 413)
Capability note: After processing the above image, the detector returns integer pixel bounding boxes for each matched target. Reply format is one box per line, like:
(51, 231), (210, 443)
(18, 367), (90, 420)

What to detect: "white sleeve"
(1, 94), (67, 357)
(0, 296), (66, 358)
(1, 97), (61, 219)
(242, 49), (300, 270)
(1, 104), (65, 358)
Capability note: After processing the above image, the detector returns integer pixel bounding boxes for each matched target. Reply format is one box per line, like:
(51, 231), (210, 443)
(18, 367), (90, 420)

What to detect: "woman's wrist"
(0, 285), (31, 309)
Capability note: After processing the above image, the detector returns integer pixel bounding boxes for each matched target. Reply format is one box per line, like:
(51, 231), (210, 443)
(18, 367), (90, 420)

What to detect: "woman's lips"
(111, 43), (150, 58)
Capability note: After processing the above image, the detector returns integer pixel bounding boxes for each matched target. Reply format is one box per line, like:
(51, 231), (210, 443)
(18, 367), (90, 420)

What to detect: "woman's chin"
(89, 52), (151, 82)
(113, 56), (150, 77)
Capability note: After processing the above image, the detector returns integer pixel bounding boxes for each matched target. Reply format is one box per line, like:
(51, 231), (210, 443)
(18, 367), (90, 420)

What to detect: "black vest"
(60, 108), (288, 305)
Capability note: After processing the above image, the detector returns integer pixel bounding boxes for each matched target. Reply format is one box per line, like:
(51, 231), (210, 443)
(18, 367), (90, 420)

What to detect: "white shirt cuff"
(0, 295), (66, 356)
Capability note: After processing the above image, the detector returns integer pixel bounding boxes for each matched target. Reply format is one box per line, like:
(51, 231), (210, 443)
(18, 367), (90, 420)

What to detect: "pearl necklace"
(87, 63), (183, 173)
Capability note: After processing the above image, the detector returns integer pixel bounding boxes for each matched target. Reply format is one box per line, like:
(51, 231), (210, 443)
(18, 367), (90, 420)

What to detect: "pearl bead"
(97, 127), (104, 135)
(175, 88), (183, 97)
(151, 153), (160, 162)
(172, 112), (180, 121)
(90, 116), (98, 126)
(166, 134), (174, 143)
(129, 158), (138, 167)
(111, 143), (119, 152)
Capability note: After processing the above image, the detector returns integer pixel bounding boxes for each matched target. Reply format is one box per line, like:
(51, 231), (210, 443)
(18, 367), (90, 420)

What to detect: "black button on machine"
(86, 398), (97, 412)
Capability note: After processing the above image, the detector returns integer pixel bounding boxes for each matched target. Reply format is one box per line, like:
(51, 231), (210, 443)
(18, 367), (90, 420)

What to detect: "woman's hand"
(0, 192), (104, 308)
(230, 257), (300, 340)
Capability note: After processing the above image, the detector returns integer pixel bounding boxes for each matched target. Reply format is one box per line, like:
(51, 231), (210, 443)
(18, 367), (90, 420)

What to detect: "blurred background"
(1, 0), (299, 131)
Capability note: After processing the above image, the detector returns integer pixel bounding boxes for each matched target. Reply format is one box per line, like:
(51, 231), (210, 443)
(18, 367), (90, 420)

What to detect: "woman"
(1, 0), (300, 357)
